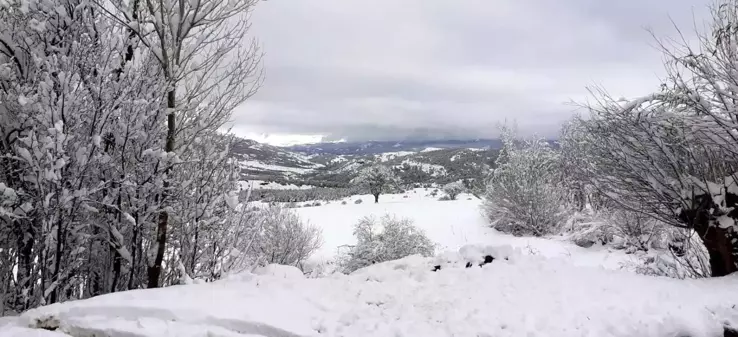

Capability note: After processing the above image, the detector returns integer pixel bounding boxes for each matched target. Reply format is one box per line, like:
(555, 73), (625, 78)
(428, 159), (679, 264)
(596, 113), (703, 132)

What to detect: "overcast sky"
(228, 0), (709, 146)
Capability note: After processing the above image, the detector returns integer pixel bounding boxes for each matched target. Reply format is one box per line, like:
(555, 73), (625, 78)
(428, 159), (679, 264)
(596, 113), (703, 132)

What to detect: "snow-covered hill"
(230, 138), (323, 178)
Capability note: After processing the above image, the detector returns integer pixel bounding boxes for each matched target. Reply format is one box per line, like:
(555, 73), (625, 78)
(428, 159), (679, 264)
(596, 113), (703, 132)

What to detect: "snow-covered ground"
(297, 189), (635, 270)
(3, 250), (737, 337)
(3, 189), (738, 337)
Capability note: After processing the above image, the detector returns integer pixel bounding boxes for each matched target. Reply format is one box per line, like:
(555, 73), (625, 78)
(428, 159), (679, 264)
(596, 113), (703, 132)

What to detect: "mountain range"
(285, 139), (503, 155)
(229, 137), (501, 190)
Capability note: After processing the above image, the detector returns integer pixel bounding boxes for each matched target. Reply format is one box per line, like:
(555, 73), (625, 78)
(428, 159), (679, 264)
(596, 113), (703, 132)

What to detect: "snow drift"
(2, 245), (737, 337)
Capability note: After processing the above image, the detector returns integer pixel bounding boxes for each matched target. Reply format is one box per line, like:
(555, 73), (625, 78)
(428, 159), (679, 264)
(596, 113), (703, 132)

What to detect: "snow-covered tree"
(0, 0), (260, 312)
(483, 128), (565, 236)
(94, 0), (262, 288)
(573, 0), (738, 275)
(352, 165), (400, 203)
(558, 118), (601, 211)
(338, 215), (435, 273)
(442, 181), (465, 200)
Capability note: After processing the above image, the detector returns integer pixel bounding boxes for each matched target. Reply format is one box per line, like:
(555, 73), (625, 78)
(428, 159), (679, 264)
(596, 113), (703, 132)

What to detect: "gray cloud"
(230, 0), (709, 144)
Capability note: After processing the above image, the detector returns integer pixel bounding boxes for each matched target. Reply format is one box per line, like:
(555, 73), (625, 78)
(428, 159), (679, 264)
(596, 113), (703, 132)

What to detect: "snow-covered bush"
(483, 129), (565, 236)
(565, 209), (669, 253)
(565, 212), (613, 248)
(354, 199), (363, 204)
(606, 210), (667, 252)
(442, 181), (465, 200)
(338, 215), (435, 273)
(352, 165), (400, 203)
(627, 231), (710, 279)
(251, 207), (323, 268)
(569, 1), (738, 277)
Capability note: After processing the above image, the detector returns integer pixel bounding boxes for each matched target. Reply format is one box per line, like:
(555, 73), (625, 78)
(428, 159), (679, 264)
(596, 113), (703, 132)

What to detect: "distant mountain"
(229, 138), (323, 180)
(229, 137), (500, 190)
(285, 139), (503, 155)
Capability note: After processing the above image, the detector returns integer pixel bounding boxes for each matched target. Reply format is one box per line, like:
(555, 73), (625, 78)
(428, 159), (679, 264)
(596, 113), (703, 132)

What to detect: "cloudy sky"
(229, 0), (709, 146)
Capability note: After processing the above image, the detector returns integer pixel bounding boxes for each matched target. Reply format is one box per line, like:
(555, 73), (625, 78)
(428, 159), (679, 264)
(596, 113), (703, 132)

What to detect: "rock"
(574, 237), (596, 248)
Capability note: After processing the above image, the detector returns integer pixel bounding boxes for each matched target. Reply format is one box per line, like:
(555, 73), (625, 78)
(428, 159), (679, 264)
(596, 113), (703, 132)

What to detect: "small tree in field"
(442, 181), (466, 200)
(352, 165), (399, 203)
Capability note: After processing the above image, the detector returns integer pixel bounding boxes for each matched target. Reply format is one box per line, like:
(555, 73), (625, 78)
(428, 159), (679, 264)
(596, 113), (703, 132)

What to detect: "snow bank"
(4, 245), (737, 337)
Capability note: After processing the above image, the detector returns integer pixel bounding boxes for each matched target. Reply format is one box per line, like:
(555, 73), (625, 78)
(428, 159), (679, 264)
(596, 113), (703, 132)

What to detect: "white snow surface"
(297, 189), (630, 270)
(3, 250), (737, 337)
(4, 189), (738, 337)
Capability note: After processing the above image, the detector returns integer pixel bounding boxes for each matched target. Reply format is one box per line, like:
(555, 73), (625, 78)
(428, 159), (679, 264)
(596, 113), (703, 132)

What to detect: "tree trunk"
(14, 220), (34, 310)
(147, 89), (176, 288)
(374, 193), (379, 203)
(695, 222), (738, 277)
(128, 216), (138, 290)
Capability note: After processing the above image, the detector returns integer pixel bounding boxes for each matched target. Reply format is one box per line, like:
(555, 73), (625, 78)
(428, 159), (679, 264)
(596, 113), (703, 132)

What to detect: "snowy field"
(2, 189), (738, 336)
(297, 189), (634, 270)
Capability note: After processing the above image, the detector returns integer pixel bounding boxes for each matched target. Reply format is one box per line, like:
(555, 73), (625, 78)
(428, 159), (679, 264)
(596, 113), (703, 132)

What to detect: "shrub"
(606, 210), (667, 252)
(338, 215), (435, 273)
(251, 207), (323, 268)
(628, 231), (710, 279)
(354, 199), (363, 204)
(341, 200), (348, 205)
(442, 181), (465, 200)
(438, 195), (451, 201)
(483, 130), (565, 236)
(565, 212), (613, 248)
